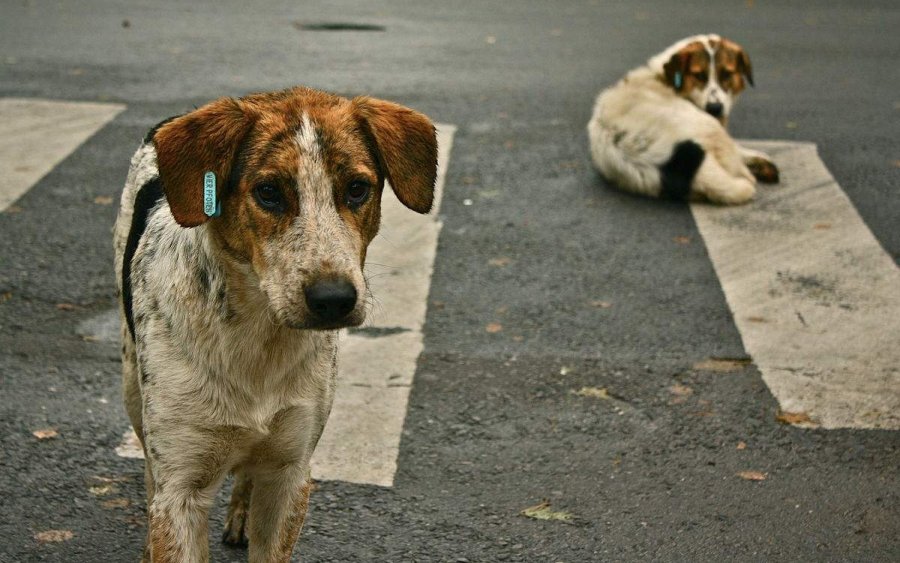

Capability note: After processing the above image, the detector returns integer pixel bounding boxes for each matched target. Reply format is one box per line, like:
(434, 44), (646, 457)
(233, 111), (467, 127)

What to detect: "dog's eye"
(346, 180), (371, 209)
(719, 70), (732, 81)
(254, 184), (284, 212)
(696, 72), (709, 82)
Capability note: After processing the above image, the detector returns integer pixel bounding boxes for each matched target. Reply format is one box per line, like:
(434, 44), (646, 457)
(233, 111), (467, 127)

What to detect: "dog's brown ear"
(663, 51), (690, 91)
(737, 48), (754, 87)
(353, 97), (438, 214)
(152, 97), (254, 227)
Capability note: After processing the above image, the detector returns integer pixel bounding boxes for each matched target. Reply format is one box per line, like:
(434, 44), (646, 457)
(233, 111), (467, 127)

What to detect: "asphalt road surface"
(1, 1), (898, 561)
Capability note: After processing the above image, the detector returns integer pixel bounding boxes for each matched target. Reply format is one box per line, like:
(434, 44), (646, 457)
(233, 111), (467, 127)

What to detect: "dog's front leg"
(144, 431), (232, 563)
(738, 145), (780, 183)
(147, 486), (215, 563)
(246, 463), (313, 563)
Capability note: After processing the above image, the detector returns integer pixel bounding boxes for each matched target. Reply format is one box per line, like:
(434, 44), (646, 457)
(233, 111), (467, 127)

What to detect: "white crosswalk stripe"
(0, 98), (125, 211)
(692, 141), (900, 430)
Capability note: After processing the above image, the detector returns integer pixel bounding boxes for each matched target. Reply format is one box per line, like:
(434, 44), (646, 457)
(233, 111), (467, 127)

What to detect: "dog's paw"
(222, 507), (249, 548)
(746, 157), (780, 184)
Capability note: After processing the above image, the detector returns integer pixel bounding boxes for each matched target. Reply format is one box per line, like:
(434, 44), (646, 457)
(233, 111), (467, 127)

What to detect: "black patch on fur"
(659, 140), (705, 200)
(143, 115), (179, 144)
(197, 267), (210, 295)
(123, 178), (165, 341)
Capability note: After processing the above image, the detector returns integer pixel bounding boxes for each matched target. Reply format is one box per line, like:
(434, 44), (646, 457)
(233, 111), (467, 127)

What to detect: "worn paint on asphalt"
(691, 140), (900, 429)
(0, 98), (125, 211)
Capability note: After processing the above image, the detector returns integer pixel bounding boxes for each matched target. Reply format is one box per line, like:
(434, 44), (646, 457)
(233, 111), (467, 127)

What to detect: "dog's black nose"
(705, 102), (724, 118)
(305, 279), (357, 323)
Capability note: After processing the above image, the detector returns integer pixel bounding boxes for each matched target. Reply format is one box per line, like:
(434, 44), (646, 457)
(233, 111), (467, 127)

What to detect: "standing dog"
(114, 87), (437, 562)
(587, 34), (779, 204)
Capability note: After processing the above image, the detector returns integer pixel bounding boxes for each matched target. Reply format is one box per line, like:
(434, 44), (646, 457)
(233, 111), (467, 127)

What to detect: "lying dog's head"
(654, 34), (754, 125)
(151, 87), (437, 330)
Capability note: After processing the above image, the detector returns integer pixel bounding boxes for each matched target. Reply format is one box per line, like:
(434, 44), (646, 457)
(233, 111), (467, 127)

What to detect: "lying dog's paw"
(222, 506), (249, 548)
(747, 157), (780, 184)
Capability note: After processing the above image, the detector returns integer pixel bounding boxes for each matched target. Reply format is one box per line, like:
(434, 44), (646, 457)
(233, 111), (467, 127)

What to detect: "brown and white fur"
(113, 87), (437, 562)
(587, 34), (779, 204)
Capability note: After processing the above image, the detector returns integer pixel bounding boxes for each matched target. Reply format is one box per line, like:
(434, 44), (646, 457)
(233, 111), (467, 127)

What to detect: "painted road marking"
(311, 124), (456, 486)
(692, 141), (900, 430)
(0, 98), (125, 211)
(108, 124), (456, 487)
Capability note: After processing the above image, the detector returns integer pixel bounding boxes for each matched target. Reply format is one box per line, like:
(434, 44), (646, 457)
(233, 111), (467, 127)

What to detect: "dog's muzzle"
(304, 278), (358, 325)
(705, 102), (724, 118)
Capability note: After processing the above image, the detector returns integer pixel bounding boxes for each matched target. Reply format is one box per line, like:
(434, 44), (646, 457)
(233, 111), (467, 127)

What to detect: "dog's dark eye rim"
(346, 179), (371, 207)
(254, 183), (284, 211)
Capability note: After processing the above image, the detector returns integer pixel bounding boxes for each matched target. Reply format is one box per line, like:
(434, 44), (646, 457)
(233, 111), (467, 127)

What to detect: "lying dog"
(587, 34), (779, 204)
(114, 87), (437, 562)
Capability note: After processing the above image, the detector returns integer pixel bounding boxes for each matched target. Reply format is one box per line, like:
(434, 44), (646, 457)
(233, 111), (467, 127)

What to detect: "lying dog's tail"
(659, 140), (705, 200)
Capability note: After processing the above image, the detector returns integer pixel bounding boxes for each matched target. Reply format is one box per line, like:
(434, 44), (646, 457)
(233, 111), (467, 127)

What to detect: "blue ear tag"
(203, 171), (221, 217)
(674, 71), (683, 90)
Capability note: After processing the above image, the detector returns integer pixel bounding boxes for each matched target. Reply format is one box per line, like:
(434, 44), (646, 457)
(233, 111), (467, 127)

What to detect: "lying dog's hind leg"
(693, 156), (756, 205)
(222, 469), (253, 547)
(739, 145), (780, 184)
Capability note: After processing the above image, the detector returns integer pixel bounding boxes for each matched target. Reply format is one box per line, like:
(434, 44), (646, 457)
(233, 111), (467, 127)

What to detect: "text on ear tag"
(203, 171), (220, 217)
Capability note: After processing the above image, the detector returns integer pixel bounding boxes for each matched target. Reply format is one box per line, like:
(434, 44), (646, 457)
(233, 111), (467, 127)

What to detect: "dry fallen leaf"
(32, 428), (58, 440)
(102, 498), (131, 509)
(776, 410), (813, 425)
(673, 236), (691, 245)
(590, 300), (612, 309)
(692, 358), (752, 372)
(92, 475), (130, 484)
(746, 316), (767, 323)
(89, 484), (115, 496)
(56, 303), (78, 311)
(573, 386), (610, 399)
(813, 222), (832, 230)
(1, 291), (12, 303)
(736, 441), (747, 450)
(93, 195), (114, 205)
(488, 257), (511, 267)
(736, 470), (767, 481)
(669, 384), (693, 396)
(485, 322), (503, 334)
(521, 501), (573, 522)
(34, 530), (74, 543)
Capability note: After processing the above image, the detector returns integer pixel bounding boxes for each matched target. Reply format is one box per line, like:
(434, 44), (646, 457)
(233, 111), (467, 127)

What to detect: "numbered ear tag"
(673, 72), (683, 90)
(203, 171), (220, 217)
